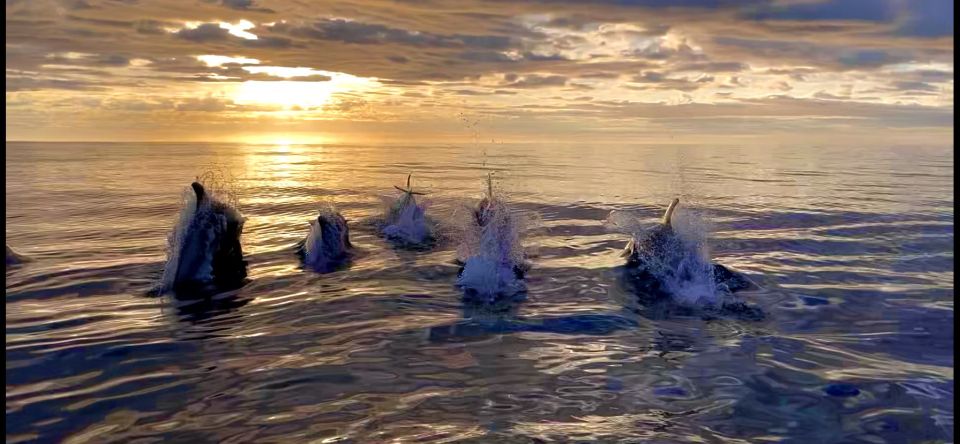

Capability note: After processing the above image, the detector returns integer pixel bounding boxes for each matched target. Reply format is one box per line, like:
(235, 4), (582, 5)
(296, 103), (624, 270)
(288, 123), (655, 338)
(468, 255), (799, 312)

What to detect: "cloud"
(135, 19), (171, 35)
(175, 96), (230, 111)
(6, 77), (106, 91)
(674, 61), (747, 72)
(746, 0), (897, 23)
(220, 0), (274, 12)
(893, 81), (939, 93)
(501, 74), (568, 88)
(837, 49), (903, 68)
(277, 18), (514, 50)
(175, 23), (231, 42)
(3, 0), (953, 142)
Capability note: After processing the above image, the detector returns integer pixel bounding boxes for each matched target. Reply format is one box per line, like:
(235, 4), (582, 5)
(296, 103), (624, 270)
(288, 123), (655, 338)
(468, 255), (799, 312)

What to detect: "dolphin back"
(167, 182), (246, 292)
(300, 211), (351, 270)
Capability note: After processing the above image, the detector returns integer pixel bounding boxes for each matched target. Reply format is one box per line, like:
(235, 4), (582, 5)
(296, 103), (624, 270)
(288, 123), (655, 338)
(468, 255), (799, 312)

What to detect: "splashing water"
(383, 197), (432, 245)
(379, 175), (436, 246)
(455, 175), (531, 298)
(615, 205), (729, 307)
(299, 201), (351, 272)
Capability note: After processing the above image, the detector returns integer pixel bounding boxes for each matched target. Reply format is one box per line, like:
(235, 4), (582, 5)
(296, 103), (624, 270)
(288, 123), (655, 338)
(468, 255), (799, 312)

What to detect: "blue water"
(5, 141), (953, 443)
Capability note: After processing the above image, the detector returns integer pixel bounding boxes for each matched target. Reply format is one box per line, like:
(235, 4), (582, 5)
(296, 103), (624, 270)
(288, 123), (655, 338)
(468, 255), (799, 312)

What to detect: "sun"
(230, 68), (379, 112)
(234, 81), (337, 110)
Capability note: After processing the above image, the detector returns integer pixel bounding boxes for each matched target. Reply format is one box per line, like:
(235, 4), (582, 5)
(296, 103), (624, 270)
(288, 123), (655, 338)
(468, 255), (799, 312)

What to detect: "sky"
(5, 0), (954, 145)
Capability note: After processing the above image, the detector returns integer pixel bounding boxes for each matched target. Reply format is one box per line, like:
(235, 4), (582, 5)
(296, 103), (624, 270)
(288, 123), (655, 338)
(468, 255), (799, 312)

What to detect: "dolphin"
(621, 198), (763, 319)
(162, 181), (247, 293)
(296, 208), (351, 272)
(382, 174), (432, 245)
(456, 173), (529, 297)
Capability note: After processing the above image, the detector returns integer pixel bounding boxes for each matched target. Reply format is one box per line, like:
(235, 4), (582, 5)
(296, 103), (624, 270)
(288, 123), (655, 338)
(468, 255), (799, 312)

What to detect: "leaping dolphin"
(382, 174), (433, 245)
(296, 207), (351, 272)
(161, 181), (247, 293)
(621, 198), (762, 319)
(456, 173), (529, 297)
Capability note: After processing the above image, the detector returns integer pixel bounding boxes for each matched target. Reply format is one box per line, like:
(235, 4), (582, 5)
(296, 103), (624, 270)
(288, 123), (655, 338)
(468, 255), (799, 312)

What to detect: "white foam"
(382, 193), (433, 245)
(301, 202), (350, 270)
(455, 187), (530, 297)
(159, 187), (199, 291)
(626, 206), (730, 307)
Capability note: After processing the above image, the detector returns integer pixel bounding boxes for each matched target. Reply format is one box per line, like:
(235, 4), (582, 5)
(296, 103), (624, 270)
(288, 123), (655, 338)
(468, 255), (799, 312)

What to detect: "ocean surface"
(5, 141), (954, 443)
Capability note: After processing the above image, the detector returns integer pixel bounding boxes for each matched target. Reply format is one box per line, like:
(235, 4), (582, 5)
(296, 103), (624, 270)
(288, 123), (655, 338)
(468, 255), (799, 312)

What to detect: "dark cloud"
(66, 15), (131, 28)
(175, 23), (230, 42)
(175, 97), (230, 112)
(502, 74), (568, 88)
(746, 0), (897, 23)
(893, 81), (939, 93)
(221, 0), (274, 12)
(7, 77), (106, 92)
(459, 51), (515, 63)
(629, 71), (712, 91)
(579, 72), (621, 79)
(913, 70), (953, 82)
(134, 19), (170, 35)
(95, 54), (131, 66)
(243, 36), (294, 48)
(712, 37), (913, 70)
(675, 61), (747, 72)
(278, 18), (513, 50)
(837, 49), (903, 68)
(632, 71), (664, 82)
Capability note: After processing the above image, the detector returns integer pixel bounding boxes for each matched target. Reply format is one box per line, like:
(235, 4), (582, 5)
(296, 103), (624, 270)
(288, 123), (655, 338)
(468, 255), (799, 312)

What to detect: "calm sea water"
(5, 141), (954, 443)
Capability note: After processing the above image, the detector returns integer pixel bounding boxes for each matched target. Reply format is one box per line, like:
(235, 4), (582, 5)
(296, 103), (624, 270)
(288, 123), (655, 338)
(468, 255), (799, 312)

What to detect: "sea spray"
(610, 204), (730, 307)
(379, 174), (436, 247)
(298, 201), (351, 272)
(455, 173), (533, 298)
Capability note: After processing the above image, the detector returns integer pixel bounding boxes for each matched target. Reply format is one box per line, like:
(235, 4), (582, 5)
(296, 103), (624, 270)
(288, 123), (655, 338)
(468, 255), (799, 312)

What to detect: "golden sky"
(5, 0), (954, 144)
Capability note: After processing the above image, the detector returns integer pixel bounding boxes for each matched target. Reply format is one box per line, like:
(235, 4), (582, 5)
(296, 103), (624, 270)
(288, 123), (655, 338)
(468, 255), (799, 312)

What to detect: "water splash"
(455, 173), (531, 298)
(298, 201), (351, 272)
(378, 174), (436, 247)
(616, 205), (730, 307)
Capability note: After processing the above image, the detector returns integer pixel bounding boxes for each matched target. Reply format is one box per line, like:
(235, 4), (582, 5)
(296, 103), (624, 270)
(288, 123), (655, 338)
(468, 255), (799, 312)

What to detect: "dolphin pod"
(119, 176), (761, 319)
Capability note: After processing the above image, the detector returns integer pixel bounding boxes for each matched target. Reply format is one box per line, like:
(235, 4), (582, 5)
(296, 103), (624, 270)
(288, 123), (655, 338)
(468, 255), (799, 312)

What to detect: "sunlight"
(232, 68), (379, 111)
(237, 133), (336, 145)
(234, 81), (338, 109)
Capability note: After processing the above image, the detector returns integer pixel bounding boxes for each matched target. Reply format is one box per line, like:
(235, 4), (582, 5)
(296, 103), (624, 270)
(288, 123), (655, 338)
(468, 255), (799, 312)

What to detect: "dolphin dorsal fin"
(191, 182), (206, 210)
(393, 173), (426, 196)
(661, 198), (679, 226)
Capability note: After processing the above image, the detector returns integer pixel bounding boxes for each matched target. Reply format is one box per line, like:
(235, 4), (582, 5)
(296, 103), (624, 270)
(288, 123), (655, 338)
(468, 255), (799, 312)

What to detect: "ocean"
(5, 141), (954, 443)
